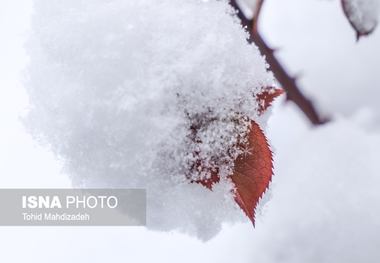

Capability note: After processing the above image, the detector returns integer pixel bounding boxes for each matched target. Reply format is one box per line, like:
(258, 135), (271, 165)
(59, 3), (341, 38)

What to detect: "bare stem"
(230, 0), (328, 125)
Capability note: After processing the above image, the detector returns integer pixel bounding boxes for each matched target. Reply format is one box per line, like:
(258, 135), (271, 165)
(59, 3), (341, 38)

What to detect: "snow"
(342, 0), (380, 35)
(2, 0), (380, 261)
(23, 0), (274, 240)
(250, 104), (380, 263)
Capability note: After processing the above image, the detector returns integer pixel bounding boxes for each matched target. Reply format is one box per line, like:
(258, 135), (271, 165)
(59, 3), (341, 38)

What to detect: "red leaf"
(341, 0), (378, 40)
(256, 87), (284, 114)
(193, 169), (220, 190)
(192, 89), (282, 225)
(192, 121), (273, 226)
(229, 120), (273, 226)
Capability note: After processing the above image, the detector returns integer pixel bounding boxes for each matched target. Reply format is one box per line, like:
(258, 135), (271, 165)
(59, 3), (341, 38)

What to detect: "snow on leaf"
(193, 120), (273, 226)
(193, 88), (282, 225)
(193, 169), (220, 190)
(25, 0), (277, 239)
(341, 0), (380, 39)
(229, 120), (273, 226)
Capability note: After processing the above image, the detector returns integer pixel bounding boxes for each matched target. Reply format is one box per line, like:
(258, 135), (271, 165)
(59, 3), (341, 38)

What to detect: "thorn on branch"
(229, 0), (328, 125)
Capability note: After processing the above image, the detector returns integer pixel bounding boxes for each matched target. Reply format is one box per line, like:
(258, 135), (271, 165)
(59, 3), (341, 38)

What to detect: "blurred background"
(1, 0), (379, 262)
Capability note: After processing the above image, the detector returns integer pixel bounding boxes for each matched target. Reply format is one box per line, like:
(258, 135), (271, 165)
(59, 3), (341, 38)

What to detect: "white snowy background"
(1, 0), (380, 262)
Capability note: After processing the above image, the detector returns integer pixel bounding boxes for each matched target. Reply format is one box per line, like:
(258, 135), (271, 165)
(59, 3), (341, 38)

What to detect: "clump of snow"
(23, 0), (274, 240)
(342, 0), (380, 35)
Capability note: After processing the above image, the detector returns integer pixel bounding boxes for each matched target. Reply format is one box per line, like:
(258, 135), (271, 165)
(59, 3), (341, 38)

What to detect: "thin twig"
(230, 0), (328, 125)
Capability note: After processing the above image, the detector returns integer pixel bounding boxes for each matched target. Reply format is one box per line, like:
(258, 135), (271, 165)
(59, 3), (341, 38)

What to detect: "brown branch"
(230, 0), (328, 125)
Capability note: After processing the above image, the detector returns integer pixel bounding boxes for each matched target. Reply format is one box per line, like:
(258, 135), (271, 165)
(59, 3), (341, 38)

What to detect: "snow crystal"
(23, 0), (274, 240)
